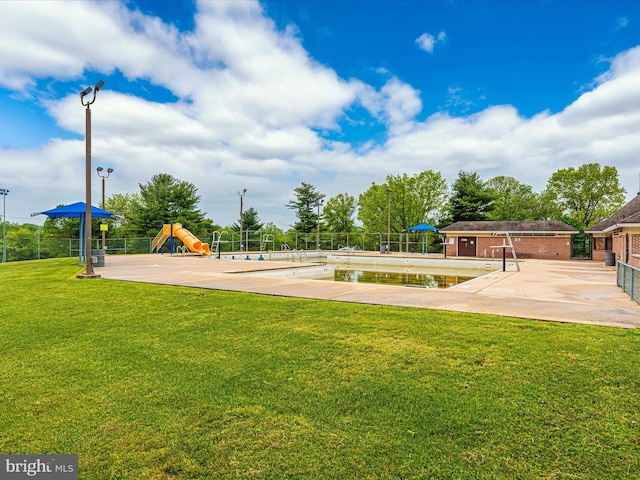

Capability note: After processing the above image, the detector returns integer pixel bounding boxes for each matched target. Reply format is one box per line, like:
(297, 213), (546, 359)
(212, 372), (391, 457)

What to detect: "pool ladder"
(211, 231), (228, 255)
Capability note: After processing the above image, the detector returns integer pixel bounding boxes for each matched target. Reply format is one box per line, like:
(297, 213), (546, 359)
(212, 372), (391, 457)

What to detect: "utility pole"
(238, 189), (247, 251)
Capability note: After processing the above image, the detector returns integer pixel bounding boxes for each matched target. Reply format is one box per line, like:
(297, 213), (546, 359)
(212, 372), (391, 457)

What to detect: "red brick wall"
(612, 232), (640, 267)
(479, 236), (572, 260)
(444, 235), (572, 260)
(612, 235), (624, 263)
(444, 238), (455, 257)
(591, 236), (610, 262)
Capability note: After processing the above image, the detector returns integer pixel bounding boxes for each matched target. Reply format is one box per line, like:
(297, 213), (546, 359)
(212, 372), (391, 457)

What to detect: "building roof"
(439, 220), (579, 234)
(585, 195), (640, 233)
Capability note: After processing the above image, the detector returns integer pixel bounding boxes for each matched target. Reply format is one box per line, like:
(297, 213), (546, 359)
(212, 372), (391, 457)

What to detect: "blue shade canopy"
(406, 223), (438, 232)
(34, 202), (115, 219)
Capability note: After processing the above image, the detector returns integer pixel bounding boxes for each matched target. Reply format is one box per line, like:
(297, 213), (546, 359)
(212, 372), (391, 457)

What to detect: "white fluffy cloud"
(415, 31), (447, 54)
(1, 1), (640, 228)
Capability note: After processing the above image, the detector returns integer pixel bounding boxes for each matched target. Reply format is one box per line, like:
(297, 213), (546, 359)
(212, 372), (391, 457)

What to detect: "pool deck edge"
(97, 254), (640, 328)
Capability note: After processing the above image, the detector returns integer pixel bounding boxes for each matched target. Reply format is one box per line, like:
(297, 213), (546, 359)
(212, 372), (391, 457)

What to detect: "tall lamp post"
(97, 166), (113, 250)
(238, 188), (247, 251)
(78, 79), (104, 279)
(0, 188), (8, 263)
(316, 198), (324, 250)
(386, 187), (392, 254)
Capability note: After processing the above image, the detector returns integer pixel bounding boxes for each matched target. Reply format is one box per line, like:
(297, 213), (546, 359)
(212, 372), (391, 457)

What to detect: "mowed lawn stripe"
(1, 259), (639, 479)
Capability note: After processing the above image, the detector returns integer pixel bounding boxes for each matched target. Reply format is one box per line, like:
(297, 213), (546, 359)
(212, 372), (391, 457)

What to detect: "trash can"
(604, 252), (616, 266)
(93, 249), (106, 267)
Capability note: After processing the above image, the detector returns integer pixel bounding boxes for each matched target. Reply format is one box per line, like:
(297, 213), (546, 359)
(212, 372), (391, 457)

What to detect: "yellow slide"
(153, 223), (211, 255)
(171, 223), (211, 255)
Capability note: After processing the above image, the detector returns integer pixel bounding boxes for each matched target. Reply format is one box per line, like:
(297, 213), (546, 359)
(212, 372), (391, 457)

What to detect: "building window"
(593, 237), (612, 250)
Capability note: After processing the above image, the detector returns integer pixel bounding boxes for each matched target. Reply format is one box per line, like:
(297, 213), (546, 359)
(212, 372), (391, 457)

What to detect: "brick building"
(586, 194), (640, 268)
(439, 220), (579, 260)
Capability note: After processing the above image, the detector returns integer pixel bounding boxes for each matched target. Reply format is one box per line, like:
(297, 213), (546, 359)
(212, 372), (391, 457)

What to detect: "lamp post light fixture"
(316, 198), (324, 250)
(386, 187), (392, 254)
(78, 79), (104, 279)
(97, 166), (113, 250)
(238, 188), (247, 251)
(0, 188), (8, 263)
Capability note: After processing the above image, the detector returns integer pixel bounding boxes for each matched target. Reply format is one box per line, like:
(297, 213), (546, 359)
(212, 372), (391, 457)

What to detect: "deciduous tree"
(485, 176), (540, 221)
(323, 193), (358, 232)
(104, 193), (140, 238)
(358, 170), (448, 232)
(544, 163), (626, 229)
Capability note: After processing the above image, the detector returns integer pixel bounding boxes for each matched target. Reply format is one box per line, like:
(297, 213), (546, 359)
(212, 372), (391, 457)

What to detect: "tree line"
(286, 163), (626, 235)
(2, 163), (627, 247)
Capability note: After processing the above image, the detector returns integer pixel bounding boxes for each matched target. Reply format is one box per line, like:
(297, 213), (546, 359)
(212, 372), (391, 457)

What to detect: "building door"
(626, 233), (630, 263)
(458, 237), (477, 257)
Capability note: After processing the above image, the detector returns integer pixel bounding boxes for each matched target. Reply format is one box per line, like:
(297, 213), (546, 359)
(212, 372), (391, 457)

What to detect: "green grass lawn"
(1, 259), (639, 479)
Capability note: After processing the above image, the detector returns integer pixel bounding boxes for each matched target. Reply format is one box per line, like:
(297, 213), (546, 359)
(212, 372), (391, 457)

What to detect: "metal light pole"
(386, 187), (392, 254)
(316, 198), (324, 250)
(238, 188), (247, 251)
(0, 188), (8, 263)
(78, 79), (104, 279)
(97, 166), (113, 250)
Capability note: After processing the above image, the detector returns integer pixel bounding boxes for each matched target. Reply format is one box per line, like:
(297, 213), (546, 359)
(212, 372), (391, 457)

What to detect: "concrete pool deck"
(97, 253), (640, 329)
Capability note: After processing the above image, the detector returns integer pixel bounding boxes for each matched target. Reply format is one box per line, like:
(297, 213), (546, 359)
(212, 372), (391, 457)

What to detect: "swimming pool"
(235, 252), (511, 289)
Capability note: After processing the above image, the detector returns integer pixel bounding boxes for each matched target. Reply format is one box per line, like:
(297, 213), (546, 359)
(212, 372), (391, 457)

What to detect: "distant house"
(585, 194), (640, 268)
(439, 221), (579, 260)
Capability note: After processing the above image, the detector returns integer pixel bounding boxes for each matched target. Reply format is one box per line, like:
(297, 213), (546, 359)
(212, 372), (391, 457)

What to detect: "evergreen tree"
(231, 207), (264, 232)
(286, 182), (325, 233)
(448, 171), (495, 222)
(129, 173), (213, 237)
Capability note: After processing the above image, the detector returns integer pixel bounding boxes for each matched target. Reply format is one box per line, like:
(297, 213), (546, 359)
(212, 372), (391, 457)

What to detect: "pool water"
(329, 267), (476, 288)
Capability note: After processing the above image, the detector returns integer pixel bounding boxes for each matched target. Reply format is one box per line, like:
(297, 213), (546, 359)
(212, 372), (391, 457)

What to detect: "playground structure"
(152, 223), (211, 256)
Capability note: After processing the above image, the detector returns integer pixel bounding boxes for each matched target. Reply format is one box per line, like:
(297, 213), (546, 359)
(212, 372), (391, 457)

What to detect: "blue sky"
(1, 0), (640, 228)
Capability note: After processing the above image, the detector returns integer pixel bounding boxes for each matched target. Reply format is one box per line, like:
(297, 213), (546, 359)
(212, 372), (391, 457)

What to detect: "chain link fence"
(0, 230), (444, 263)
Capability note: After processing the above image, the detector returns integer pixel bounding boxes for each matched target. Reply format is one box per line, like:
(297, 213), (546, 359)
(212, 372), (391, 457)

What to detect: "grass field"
(1, 258), (639, 479)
